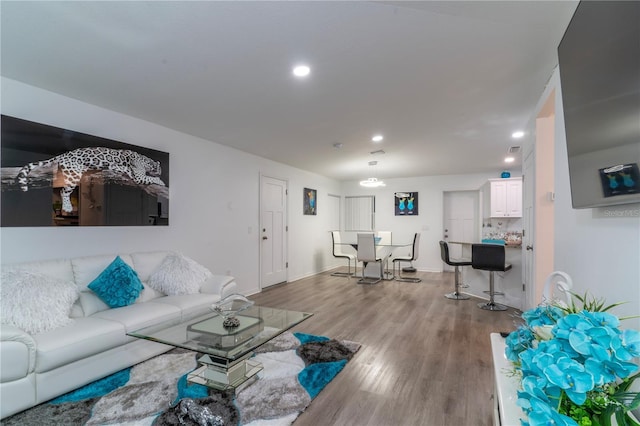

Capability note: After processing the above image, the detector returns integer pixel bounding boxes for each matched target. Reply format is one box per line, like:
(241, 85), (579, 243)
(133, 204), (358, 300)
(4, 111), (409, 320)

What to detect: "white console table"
(490, 333), (522, 426)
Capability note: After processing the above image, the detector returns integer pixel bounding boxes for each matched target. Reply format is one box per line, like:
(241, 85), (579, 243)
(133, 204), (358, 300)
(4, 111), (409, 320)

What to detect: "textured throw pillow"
(0, 270), (79, 334)
(147, 253), (212, 295)
(88, 256), (143, 308)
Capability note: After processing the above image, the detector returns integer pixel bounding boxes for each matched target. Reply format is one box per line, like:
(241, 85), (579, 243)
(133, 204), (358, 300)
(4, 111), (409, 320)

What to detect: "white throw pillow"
(0, 270), (79, 334)
(147, 253), (212, 295)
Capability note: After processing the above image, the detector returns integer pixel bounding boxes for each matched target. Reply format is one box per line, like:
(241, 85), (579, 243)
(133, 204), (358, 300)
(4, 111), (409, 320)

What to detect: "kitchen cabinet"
(484, 178), (522, 218)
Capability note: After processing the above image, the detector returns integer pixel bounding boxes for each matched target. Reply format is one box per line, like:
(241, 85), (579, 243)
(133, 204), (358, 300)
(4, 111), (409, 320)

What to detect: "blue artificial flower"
(553, 313), (592, 340)
(543, 357), (594, 405)
(506, 295), (639, 426)
(506, 326), (535, 362)
(584, 358), (609, 386)
(568, 327), (613, 357)
(526, 396), (578, 426)
(617, 328), (640, 359)
(522, 305), (565, 327)
(582, 311), (620, 329)
(519, 348), (547, 381)
(585, 357), (638, 387)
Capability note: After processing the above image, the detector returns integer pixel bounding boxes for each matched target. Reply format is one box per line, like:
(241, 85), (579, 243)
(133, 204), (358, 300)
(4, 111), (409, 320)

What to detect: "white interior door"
(327, 194), (341, 267)
(327, 194), (341, 231)
(260, 175), (287, 288)
(443, 191), (478, 270)
(523, 150), (535, 309)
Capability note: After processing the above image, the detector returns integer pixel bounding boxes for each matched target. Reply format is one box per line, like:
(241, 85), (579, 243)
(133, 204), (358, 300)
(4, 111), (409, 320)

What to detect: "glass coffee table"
(128, 302), (312, 391)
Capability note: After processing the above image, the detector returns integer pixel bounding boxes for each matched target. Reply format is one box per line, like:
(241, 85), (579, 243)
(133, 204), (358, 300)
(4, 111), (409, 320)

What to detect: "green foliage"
(560, 291), (626, 314)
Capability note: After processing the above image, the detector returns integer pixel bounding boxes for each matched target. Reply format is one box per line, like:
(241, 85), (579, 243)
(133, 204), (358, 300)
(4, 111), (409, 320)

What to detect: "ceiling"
(1, 1), (578, 182)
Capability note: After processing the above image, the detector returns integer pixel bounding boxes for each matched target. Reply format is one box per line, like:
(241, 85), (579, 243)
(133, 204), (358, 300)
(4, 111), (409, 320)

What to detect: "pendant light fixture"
(360, 161), (386, 187)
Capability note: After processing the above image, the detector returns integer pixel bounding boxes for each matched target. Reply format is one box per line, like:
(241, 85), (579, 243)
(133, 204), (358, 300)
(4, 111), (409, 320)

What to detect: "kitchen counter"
(446, 241), (523, 309)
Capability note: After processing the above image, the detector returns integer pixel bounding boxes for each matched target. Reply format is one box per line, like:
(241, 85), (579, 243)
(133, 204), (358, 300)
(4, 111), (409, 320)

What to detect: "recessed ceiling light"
(292, 65), (310, 77)
(505, 156), (515, 163)
(511, 131), (525, 139)
(372, 134), (384, 142)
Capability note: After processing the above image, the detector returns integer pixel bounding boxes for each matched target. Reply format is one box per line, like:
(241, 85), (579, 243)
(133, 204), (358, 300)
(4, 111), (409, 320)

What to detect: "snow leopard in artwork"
(16, 147), (165, 213)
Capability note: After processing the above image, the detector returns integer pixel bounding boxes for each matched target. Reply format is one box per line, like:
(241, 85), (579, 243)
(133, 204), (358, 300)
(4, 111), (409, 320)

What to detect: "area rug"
(2, 332), (360, 426)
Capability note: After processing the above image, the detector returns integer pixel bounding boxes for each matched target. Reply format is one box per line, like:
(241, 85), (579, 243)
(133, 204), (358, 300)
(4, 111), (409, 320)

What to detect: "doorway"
(533, 92), (556, 306)
(327, 194), (342, 268)
(327, 194), (341, 231)
(523, 150), (535, 309)
(442, 191), (479, 271)
(260, 175), (288, 288)
(522, 89), (556, 309)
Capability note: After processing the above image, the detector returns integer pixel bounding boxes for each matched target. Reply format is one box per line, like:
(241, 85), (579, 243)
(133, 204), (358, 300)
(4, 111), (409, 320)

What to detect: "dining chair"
(330, 231), (356, 277)
(376, 231), (393, 279)
(392, 233), (421, 282)
(356, 233), (383, 284)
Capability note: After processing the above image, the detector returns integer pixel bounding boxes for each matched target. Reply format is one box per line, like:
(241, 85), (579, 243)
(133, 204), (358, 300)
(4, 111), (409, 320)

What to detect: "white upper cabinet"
(486, 178), (522, 218)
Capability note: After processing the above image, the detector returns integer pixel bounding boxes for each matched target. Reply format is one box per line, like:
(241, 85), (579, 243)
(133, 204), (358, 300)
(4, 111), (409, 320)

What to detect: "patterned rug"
(3, 332), (360, 426)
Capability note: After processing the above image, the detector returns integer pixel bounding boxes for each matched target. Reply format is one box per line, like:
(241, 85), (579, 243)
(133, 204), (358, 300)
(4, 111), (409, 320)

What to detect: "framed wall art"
(303, 188), (317, 215)
(394, 192), (418, 216)
(1, 115), (170, 227)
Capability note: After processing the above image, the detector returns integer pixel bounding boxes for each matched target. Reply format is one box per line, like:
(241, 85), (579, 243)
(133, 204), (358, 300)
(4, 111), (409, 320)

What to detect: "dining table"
(337, 239), (412, 280)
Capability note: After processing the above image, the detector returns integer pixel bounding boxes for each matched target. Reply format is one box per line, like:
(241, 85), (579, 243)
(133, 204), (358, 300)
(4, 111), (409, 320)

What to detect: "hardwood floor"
(248, 268), (518, 426)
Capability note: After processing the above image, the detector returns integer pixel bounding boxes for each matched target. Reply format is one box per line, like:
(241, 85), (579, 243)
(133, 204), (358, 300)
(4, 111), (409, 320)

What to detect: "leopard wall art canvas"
(1, 115), (170, 227)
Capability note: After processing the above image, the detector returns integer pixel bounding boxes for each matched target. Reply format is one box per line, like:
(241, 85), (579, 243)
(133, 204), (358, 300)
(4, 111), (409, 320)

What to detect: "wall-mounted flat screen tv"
(558, 1), (640, 209)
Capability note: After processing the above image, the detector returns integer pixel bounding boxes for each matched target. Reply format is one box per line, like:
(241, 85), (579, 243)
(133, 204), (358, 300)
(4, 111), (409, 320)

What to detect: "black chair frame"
(439, 241), (472, 300)
(471, 243), (512, 311)
(392, 233), (421, 283)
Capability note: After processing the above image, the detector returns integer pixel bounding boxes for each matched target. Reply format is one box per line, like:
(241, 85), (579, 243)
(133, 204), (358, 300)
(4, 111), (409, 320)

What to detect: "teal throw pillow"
(88, 256), (143, 308)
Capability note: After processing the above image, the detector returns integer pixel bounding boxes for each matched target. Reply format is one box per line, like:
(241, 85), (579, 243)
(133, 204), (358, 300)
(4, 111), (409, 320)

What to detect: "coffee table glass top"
(128, 304), (312, 362)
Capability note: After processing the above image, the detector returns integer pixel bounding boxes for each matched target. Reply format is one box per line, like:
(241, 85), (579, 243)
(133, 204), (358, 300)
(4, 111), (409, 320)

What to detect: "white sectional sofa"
(0, 251), (237, 419)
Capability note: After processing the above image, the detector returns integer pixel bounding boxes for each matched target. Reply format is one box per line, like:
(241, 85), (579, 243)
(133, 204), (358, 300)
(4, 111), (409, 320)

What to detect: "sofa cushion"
(148, 293), (221, 319)
(1, 340), (31, 381)
(136, 285), (165, 304)
(1, 324), (37, 381)
(77, 291), (110, 317)
(91, 301), (181, 333)
(71, 254), (135, 290)
(147, 253), (212, 295)
(1, 259), (75, 283)
(33, 317), (127, 373)
(68, 300), (84, 318)
(88, 256), (143, 308)
(0, 270), (79, 335)
(130, 251), (171, 282)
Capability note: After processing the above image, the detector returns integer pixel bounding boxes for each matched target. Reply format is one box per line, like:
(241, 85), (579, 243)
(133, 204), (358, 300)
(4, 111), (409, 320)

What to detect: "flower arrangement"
(505, 293), (640, 426)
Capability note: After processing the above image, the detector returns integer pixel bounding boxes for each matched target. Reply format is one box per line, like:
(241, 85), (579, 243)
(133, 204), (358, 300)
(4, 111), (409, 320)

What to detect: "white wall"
(0, 78), (343, 295)
(341, 173), (496, 272)
(543, 70), (640, 331)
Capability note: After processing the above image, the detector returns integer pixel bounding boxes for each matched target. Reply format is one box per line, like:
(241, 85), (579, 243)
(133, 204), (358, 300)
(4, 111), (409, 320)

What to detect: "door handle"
(526, 245), (533, 251)
(262, 236), (268, 240)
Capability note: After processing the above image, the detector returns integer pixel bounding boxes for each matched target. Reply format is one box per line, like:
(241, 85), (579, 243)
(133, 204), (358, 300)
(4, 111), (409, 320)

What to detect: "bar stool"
(439, 241), (471, 300)
(471, 243), (511, 311)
